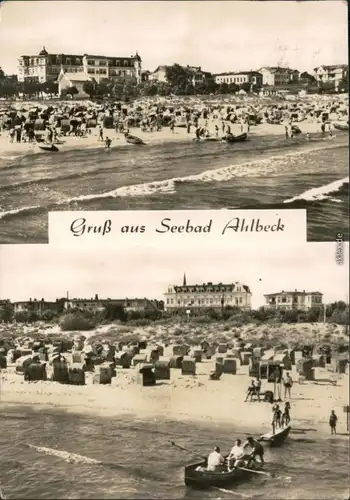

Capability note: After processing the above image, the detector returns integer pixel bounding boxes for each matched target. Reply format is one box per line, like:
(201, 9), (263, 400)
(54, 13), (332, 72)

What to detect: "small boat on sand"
(224, 133), (248, 143)
(259, 425), (291, 447)
(184, 459), (264, 488)
(124, 133), (145, 145)
(333, 123), (349, 131)
(38, 144), (59, 152)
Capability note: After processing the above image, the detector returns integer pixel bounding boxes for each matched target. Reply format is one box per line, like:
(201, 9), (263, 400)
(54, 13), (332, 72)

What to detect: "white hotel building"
(164, 275), (252, 312)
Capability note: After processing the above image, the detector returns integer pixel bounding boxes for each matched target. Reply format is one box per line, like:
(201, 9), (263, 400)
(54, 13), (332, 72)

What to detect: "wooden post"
(343, 405), (350, 433)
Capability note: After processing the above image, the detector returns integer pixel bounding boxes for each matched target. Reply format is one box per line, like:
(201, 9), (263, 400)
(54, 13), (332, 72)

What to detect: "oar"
(237, 466), (272, 477)
(170, 440), (205, 460)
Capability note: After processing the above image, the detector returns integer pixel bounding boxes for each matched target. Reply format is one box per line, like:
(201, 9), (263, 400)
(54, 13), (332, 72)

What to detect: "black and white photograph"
(0, 0), (348, 243)
(0, 242), (349, 499)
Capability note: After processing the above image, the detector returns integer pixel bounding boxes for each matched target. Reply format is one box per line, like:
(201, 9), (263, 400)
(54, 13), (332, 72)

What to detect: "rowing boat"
(259, 425), (291, 447)
(184, 459), (263, 488)
(38, 144), (59, 152)
(224, 133), (248, 143)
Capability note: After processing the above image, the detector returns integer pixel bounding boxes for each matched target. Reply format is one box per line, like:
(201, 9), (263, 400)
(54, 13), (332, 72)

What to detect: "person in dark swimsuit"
(243, 437), (264, 465)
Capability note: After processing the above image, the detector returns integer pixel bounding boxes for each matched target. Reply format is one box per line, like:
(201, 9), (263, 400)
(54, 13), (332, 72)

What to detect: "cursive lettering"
(70, 218), (112, 237)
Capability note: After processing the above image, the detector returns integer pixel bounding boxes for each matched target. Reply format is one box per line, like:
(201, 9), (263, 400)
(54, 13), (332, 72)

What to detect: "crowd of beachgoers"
(0, 93), (348, 150)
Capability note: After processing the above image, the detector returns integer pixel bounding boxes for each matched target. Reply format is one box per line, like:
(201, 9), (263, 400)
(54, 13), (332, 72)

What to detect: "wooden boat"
(259, 425), (291, 447)
(124, 133), (145, 145)
(224, 133), (248, 143)
(184, 459), (263, 488)
(38, 144), (59, 152)
(333, 123), (349, 131)
(198, 136), (220, 142)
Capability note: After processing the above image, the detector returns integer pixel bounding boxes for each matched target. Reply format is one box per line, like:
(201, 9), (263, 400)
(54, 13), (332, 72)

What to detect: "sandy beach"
(1, 321), (349, 437)
(0, 120), (340, 159)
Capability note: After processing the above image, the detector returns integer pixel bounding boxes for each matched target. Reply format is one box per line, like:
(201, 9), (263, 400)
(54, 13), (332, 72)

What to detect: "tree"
(165, 64), (193, 94)
(41, 309), (56, 321)
(338, 78), (348, 93)
(41, 80), (58, 97)
(0, 302), (13, 322)
(101, 303), (127, 322)
(300, 72), (316, 84)
(83, 80), (96, 98)
(59, 312), (95, 331)
(240, 82), (251, 93)
(14, 311), (29, 323)
(65, 86), (79, 97)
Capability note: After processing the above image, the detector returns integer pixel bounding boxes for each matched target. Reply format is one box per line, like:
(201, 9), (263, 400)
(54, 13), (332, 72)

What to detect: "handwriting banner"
(48, 210), (307, 247)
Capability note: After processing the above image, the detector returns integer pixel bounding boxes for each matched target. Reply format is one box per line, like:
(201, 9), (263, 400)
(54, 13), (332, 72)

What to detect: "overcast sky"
(0, 243), (348, 308)
(0, 1), (347, 75)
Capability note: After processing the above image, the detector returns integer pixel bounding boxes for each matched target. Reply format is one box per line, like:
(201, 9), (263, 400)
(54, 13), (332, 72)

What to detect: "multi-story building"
(214, 71), (263, 87)
(65, 295), (163, 313)
(164, 275), (252, 311)
(264, 290), (323, 310)
(258, 67), (299, 86)
(149, 65), (210, 86)
(313, 65), (348, 88)
(17, 47), (142, 84)
(13, 298), (65, 315)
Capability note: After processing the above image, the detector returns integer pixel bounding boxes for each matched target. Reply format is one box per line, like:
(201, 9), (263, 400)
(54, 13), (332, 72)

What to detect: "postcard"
(0, 1), (349, 499)
(0, 0), (348, 243)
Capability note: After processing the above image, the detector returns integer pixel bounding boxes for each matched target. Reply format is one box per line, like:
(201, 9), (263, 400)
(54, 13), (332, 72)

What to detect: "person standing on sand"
(283, 372), (293, 399)
(329, 410), (338, 435)
(285, 125), (289, 139)
(98, 125), (104, 141)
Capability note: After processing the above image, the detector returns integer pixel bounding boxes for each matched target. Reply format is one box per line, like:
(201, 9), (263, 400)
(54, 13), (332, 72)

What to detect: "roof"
(314, 64), (348, 71)
(152, 64), (207, 74)
(39, 46), (48, 56)
(215, 71), (262, 77)
(264, 291), (323, 297)
(172, 282), (251, 294)
(259, 66), (299, 74)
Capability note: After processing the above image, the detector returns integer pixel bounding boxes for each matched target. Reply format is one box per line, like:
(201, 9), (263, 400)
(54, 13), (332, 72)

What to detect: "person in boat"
(272, 403), (282, 433)
(245, 379), (256, 402)
(329, 410), (338, 435)
(207, 446), (225, 472)
(104, 137), (112, 149)
(281, 401), (291, 426)
(243, 437), (264, 466)
(227, 439), (245, 470)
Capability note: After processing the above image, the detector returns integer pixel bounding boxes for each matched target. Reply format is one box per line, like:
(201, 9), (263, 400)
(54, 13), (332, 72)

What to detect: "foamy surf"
(283, 177), (349, 204)
(26, 444), (101, 465)
(67, 141), (348, 202)
(0, 204), (41, 220)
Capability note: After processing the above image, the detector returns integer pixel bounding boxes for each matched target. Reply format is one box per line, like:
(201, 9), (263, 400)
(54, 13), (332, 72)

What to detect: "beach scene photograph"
(0, 242), (349, 499)
(0, 0), (348, 243)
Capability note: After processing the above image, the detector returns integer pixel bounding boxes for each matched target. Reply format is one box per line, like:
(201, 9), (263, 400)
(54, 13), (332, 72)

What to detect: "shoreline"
(1, 361), (348, 439)
(0, 120), (347, 160)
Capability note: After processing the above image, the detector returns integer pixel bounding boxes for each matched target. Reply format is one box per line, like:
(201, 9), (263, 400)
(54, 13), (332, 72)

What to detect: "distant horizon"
(0, 1), (347, 75)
